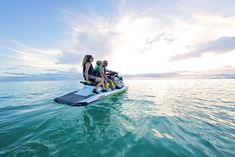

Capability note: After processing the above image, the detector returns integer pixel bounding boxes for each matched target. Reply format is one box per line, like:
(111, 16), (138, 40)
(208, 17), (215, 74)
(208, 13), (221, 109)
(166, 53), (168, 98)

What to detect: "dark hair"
(82, 55), (93, 67)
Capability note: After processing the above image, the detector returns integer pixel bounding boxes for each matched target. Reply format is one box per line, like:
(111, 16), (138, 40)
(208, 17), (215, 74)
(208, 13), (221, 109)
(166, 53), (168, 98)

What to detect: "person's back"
(94, 60), (103, 77)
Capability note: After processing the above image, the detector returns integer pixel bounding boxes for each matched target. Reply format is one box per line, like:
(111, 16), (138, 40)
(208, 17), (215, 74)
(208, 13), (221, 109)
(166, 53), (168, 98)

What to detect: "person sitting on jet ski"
(102, 60), (122, 89)
(94, 60), (115, 90)
(82, 55), (106, 94)
(102, 60), (118, 76)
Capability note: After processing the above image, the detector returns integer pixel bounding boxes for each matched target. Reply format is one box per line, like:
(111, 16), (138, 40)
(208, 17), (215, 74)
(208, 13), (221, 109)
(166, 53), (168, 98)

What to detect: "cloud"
(124, 66), (235, 79)
(146, 32), (176, 45)
(56, 51), (84, 64)
(10, 40), (61, 56)
(45, 67), (80, 74)
(3, 1), (235, 75)
(4, 65), (34, 70)
(57, 1), (176, 64)
(55, 1), (235, 73)
(56, 10), (121, 65)
(17, 65), (32, 68)
(124, 72), (180, 78)
(0, 70), (82, 81)
(170, 36), (235, 61)
(3, 72), (32, 76)
(139, 32), (176, 54)
(8, 40), (63, 68)
(223, 11), (234, 18)
(5, 67), (19, 70)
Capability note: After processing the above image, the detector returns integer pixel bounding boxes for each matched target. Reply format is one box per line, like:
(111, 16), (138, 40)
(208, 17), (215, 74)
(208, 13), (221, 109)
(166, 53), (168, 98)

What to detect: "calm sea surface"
(0, 79), (234, 157)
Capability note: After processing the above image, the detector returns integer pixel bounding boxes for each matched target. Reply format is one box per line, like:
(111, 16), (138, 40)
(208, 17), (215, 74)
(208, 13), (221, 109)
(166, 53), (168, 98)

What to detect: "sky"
(0, 0), (235, 79)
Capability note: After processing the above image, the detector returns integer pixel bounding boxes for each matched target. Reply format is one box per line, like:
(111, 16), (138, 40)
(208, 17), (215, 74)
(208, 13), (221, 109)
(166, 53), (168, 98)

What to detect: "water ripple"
(0, 80), (235, 157)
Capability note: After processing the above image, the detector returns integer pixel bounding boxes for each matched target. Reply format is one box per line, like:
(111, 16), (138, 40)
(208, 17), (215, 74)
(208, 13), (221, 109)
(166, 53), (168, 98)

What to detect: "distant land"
(0, 71), (235, 81)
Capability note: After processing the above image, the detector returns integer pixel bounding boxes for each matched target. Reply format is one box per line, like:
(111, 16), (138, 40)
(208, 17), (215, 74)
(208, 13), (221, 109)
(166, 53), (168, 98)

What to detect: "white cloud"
(7, 40), (69, 71)
(59, 6), (235, 74)
(5, 0), (235, 76)
(170, 37), (235, 61)
(57, 9), (121, 65)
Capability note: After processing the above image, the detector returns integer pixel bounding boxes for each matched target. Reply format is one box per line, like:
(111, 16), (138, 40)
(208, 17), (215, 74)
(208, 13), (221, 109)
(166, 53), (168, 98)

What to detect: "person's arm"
(106, 68), (116, 73)
(106, 68), (118, 75)
(85, 63), (91, 84)
(101, 67), (107, 79)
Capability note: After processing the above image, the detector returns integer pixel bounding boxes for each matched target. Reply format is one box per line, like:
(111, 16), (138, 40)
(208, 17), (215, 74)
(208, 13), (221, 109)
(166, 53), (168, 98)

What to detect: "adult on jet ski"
(82, 55), (105, 94)
(102, 60), (118, 77)
(102, 60), (123, 89)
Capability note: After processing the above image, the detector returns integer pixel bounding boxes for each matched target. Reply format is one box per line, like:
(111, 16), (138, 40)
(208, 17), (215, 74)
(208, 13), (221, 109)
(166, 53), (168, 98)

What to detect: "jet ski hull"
(54, 85), (128, 106)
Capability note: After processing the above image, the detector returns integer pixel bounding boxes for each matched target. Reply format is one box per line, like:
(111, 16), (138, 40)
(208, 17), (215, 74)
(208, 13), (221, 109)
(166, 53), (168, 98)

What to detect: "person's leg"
(101, 78), (108, 91)
(111, 77), (117, 88)
(104, 79), (109, 89)
(108, 79), (115, 90)
(94, 77), (106, 92)
(89, 75), (102, 93)
(107, 75), (116, 86)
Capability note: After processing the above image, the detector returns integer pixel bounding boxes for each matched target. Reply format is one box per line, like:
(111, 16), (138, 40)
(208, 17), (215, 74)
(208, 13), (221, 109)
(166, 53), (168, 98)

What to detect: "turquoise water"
(0, 79), (235, 157)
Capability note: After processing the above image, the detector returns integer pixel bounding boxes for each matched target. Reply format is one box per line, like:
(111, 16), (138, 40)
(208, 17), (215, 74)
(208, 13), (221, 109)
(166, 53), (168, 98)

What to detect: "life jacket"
(83, 61), (94, 79)
(94, 65), (102, 77)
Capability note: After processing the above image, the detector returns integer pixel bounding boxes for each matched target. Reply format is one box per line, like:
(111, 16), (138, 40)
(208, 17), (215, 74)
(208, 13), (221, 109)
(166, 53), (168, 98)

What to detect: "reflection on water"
(0, 79), (235, 157)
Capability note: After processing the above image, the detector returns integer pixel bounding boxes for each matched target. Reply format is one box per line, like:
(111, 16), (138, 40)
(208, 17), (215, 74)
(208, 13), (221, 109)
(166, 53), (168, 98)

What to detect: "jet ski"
(54, 75), (128, 106)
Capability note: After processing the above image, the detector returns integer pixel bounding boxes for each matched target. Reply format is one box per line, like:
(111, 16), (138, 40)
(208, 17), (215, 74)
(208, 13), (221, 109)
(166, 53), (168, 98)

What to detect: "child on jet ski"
(94, 60), (115, 90)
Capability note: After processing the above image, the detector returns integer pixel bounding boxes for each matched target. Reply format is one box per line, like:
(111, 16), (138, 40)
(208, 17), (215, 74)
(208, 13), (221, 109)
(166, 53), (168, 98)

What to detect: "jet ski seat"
(80, 80), (97, 86)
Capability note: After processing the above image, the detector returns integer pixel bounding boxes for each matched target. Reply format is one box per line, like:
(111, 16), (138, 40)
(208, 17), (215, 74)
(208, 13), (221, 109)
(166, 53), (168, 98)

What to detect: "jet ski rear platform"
(54, 91), (91, 106)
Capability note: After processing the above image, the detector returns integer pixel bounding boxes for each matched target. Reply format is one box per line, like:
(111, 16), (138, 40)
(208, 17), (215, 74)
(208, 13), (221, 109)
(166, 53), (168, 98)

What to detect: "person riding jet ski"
(94, 60), (115, 90)
(102, 60), (123, 89)
(82, 55), (106, 94)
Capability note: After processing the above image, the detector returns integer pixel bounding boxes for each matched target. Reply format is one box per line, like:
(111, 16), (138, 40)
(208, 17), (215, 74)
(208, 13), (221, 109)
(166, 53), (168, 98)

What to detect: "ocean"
(0, 79), (234, 157)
